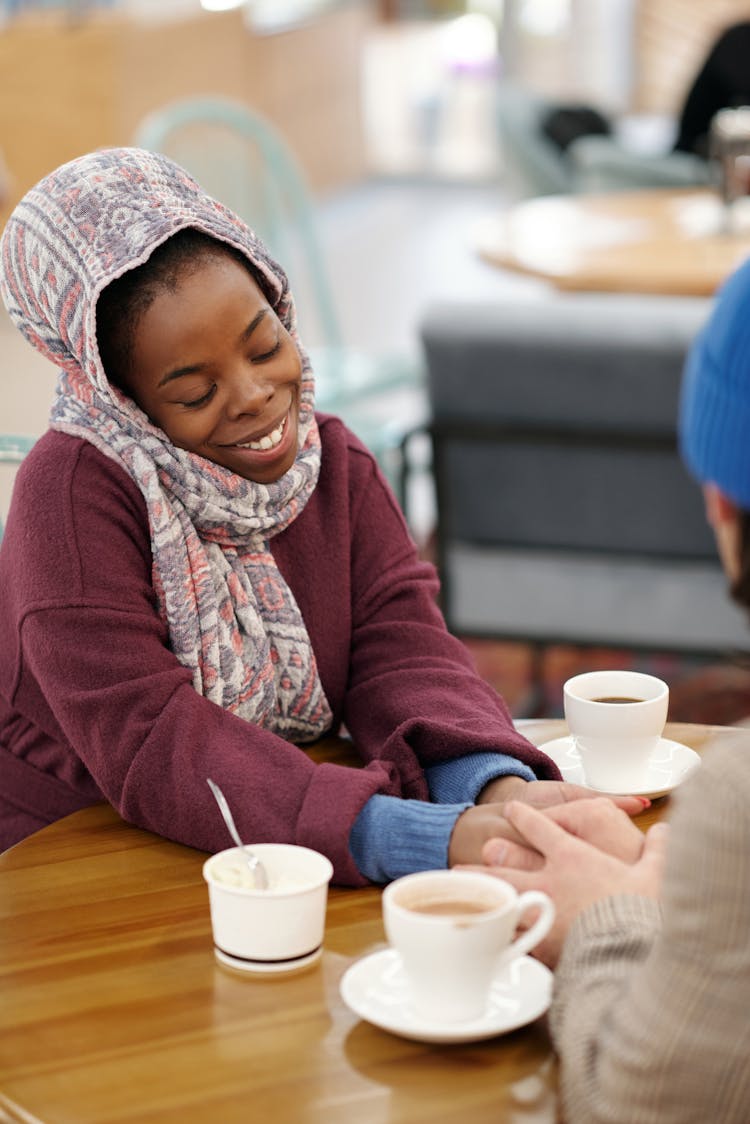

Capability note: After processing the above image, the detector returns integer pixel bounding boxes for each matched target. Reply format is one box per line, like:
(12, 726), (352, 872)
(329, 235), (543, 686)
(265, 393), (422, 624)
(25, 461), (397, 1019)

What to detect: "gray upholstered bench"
(419, 293), (749, 669)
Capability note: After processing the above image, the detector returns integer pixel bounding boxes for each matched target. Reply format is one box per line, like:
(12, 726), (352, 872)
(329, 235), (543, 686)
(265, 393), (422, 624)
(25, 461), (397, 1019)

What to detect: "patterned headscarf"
(0, 147), (332, 741)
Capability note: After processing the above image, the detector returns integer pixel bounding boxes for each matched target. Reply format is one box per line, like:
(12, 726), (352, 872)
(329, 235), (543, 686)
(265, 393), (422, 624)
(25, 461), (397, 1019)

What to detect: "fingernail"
(637, 796), (651, 807)
(487, 843), (507, 866)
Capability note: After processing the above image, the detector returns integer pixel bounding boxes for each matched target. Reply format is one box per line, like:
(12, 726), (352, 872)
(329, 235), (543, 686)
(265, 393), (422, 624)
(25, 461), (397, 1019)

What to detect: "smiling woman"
(0, 146), (611, 888)
(97, 232), (303, 484)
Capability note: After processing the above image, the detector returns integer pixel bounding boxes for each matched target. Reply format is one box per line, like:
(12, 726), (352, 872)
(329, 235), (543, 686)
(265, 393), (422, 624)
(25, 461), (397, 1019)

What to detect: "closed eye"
(253, 339), (282, 363)
(181, 384), (217, 409)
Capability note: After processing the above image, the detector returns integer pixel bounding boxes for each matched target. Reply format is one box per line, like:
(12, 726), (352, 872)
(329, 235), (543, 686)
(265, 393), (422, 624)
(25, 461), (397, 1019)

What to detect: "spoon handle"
(207, 777), (244, 849)
(206, 778), (269, 889)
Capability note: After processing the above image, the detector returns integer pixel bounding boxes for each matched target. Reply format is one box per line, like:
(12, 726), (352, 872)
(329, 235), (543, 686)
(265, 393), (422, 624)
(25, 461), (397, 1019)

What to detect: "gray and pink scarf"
(0, 147), (332, 741)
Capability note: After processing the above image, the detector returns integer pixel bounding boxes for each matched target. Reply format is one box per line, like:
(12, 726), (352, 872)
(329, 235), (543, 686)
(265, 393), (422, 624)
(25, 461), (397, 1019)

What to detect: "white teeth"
(237, 420), (285, 451)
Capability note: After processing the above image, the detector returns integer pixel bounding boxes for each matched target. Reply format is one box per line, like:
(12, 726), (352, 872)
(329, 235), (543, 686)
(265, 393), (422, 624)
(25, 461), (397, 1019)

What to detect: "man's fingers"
(502, 800), (570, 855)
(482, 837), (543, 872)
(642, 821), (670, 863)
(455, 863), (538, 893)
(545, 796), (629, 833)
(484, 865), (538, 895)
(553, 783), (600, 803)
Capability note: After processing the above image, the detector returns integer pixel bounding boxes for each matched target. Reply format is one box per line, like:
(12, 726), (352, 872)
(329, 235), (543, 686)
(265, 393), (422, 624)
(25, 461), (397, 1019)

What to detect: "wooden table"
(475, 188), (750, 296)
(0, 722), (737, 1123)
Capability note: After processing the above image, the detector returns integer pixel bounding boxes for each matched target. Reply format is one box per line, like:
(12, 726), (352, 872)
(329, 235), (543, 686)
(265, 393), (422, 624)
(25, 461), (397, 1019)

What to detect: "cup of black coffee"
(564, 670), (669, 791)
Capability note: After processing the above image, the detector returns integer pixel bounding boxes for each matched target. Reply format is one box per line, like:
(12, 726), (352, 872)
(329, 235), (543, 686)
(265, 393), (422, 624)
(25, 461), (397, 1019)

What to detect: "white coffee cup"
(564, 670), (669, 792)
(382, 869), (554, 1024)
(203, 843), (333, 974)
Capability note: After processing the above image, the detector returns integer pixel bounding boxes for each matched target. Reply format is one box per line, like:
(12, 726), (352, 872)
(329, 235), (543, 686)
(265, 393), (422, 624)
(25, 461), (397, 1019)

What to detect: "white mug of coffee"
(564, 669), (669, 791)
(382, 869), (554, 1024)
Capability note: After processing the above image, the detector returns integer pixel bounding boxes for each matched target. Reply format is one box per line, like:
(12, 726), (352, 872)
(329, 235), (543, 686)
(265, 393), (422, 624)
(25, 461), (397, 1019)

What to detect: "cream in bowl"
(209, 850), (311, 892)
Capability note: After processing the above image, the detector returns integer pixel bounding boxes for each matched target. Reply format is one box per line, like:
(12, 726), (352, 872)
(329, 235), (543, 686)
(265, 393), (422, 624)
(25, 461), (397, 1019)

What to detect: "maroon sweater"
(0, 417), (558, 882)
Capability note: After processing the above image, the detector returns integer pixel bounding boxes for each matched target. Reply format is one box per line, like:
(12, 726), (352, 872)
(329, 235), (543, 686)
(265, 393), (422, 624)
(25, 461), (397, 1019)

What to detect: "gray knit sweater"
(550, 733), (750, 1123)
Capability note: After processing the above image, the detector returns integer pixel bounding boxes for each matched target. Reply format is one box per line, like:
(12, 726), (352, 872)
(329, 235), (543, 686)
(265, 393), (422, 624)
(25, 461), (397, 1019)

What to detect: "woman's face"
(125, 254), (303, 484)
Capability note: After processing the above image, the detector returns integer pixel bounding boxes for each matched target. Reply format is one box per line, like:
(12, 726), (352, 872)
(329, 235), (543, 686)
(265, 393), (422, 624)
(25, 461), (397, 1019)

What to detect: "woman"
(0, 147), (617, 885)
(478, 254), (750, 1121)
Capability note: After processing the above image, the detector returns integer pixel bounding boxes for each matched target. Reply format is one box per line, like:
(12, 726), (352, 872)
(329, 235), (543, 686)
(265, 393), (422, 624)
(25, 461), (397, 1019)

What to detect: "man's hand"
(468, 800), (669, 967)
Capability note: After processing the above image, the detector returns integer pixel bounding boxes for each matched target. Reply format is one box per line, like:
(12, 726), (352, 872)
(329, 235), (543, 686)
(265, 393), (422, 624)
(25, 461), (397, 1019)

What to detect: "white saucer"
(339, 949), (552, 1044)
(538, 735), (701, 798)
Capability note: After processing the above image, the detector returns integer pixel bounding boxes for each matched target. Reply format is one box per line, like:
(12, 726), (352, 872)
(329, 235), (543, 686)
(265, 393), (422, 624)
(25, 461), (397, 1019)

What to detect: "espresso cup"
(564, 670), (669, 791)
(382, 869), (554, 1023)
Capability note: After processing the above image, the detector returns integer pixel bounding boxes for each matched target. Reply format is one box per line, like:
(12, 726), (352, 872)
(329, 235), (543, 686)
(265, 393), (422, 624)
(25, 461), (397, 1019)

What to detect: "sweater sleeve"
(350, 754), (536, 883)
(340, 443), (561, 782)
(425, 752), (536, 803)
(349, 793), (471, 883)
(549, 735), (750, 1124)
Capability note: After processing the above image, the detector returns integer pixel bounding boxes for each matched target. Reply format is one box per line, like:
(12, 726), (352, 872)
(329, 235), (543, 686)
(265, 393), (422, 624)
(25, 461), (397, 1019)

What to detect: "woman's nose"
(224, 367), (274, 419)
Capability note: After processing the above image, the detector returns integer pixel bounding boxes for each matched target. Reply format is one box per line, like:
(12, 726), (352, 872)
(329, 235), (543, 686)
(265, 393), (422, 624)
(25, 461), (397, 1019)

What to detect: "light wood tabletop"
(0, 722), (739, 1123)
(475, 188), (750, 297)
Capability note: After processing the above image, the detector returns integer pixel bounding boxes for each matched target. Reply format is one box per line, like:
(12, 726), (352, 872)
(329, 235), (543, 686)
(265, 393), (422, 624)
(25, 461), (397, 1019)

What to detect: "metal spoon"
(206, 778), (269, 890)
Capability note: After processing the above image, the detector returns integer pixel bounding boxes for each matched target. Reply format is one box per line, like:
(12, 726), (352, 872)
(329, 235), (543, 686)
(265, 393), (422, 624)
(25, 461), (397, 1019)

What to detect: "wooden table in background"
(0, 723), (739, 1123)
(475, 189), (750, 296)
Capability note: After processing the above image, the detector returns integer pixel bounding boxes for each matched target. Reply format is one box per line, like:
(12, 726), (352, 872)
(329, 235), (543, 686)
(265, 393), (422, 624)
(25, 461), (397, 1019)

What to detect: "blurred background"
(3, 0), (750, 718)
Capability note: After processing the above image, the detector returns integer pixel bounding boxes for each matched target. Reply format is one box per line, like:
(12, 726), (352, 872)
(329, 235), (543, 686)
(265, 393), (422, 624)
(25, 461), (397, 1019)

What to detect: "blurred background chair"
(496, 81), (710, 199)
(0, 435), (35, 539)
(418, 293), (749, 715)
(133, 95), (427, 499)
(495, 83), (582, 198)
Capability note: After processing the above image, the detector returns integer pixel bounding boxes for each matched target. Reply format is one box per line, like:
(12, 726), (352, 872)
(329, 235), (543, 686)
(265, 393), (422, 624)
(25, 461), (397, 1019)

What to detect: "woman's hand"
(471, 800), (669, 968)
(476, 774), (650, 817)
(448, 802), (533, 867)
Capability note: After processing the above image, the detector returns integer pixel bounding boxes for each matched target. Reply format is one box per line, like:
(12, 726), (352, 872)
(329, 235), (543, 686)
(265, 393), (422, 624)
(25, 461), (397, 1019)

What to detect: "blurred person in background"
(673, 20), (750, 158)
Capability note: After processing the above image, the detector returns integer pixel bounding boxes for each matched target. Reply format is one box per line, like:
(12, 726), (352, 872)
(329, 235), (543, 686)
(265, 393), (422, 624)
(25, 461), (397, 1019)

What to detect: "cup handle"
(503, 890), (555, 960)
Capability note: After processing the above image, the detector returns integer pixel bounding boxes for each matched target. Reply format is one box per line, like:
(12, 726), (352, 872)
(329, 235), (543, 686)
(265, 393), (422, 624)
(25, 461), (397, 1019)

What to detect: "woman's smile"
(215, 409), (298, 476)
(227, 414), (289, 451)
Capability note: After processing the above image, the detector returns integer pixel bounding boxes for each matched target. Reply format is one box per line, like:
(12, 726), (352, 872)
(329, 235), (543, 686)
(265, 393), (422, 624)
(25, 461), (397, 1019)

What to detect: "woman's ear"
(703, 482), (738, 527)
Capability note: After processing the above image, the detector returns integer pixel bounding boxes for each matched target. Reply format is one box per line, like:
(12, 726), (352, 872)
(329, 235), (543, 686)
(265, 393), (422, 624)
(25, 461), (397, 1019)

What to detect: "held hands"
(448, 776), (661, 958)
(467, 800), (669, 968)
(483, 794), (649, 869)
(448, 780), (648, 869)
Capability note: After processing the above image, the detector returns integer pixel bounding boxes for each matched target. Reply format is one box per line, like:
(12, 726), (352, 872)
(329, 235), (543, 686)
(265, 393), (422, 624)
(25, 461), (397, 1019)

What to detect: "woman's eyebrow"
(158, 363), (205, 388)
(240, 308), (268, 345)
(157, 310), (269, 387)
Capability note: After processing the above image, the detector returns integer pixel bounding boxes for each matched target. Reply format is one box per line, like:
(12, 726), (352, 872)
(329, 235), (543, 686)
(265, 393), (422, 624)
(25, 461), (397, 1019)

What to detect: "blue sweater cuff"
(349, 794), (471, 884)
(426, 752), (536, 804)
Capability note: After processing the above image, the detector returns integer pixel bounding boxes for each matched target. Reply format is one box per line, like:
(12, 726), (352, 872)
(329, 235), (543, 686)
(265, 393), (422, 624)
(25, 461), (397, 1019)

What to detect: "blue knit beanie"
(679, 255), (750, 510)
